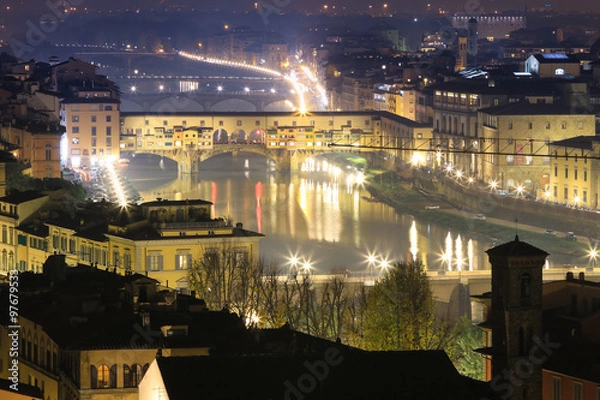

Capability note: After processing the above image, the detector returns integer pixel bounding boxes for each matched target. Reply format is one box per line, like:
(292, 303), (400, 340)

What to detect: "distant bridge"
(120, 91), (292, 113)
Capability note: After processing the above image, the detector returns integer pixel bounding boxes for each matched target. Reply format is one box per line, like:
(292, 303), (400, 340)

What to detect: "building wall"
(542, 371), (599, 400)
(137, 360), (168, 400)
(0, 317), (60, 400)
(61, 100), (120, 168)
(477, 113), (595, 192)
(120, 113), (382, 155)
(547, 144), (600, 208)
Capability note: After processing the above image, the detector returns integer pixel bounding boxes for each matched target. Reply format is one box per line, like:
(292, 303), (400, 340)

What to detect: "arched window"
(521, 272), (531, 299)
(92, 364), (116, 389)
(124, 363), (145, 387)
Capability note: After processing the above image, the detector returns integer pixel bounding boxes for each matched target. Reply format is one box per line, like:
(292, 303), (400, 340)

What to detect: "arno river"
(124, 152), (560, 275)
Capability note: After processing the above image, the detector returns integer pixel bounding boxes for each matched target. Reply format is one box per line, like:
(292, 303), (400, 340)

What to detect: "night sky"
(2, 0), (600, 14)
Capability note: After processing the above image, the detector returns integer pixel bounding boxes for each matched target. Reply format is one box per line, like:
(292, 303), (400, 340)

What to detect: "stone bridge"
(120, 92), (291, 113)
(132, 145), (331, 175)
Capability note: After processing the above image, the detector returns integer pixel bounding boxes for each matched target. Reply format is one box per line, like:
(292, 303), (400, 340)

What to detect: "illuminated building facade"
(546, 136), (600, 208)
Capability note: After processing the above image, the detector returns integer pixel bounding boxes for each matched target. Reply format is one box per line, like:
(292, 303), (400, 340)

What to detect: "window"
(91, 138), (96, 147)
(123, 252), (131, 270)
(546, 122), (551, 129)
(148, 252), (163, 271)
(508, 122), (513, 130)
(237, 120), (242, 126)
(176, 251), (191, 270)
(234, 249), (248, 268)
(72, 115), (79, 122)
(574, 169), (578, 180)
(564, 187), (569, 201)
(584, 170), (588, 182)
(72, 126), (79, 134)
(552, 377), (562, 400)
(219, 120), (224, 126)
(561, 122), (566, 129)
(123, 364), (145, 388)
(573, 382), (583, 400)
(106, 138), (112, 147)
(91, 115), (96, 122)
(113, 250), (120, 268)
(106, 115), (111, 122)
(163, 120), (168, 126)
(583, 191), (587, 203)
(72, 138), (79, 144)
(104, 105), (113, 111)
(91, 126), (96, 136)
(91, 364), (116, 389)
(506, 155), (514, 163)
(45, 149), (51, 161)
(554, 165), (558, 177)
(106, 127), (111, 136)
(528, 122), (533, 130)
(578, 122), (583, 129)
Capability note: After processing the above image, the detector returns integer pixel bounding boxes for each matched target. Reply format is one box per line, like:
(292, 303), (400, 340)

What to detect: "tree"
(362, 261), (450, 351)
(445, 315), (485, 380)
(187, 243), (264, 322)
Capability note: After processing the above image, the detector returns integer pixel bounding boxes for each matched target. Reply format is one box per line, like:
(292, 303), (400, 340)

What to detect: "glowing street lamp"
(244, 87), (250, 93)
(467, 176), (474, 184)
(217, 85), (223, 92)
(588, 248), (598, 270)
(516, 185), (524, 197)
(489, 180), (498, 191)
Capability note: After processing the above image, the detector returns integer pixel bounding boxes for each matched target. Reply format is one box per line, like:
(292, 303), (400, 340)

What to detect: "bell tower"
(485, 235), (548, 400)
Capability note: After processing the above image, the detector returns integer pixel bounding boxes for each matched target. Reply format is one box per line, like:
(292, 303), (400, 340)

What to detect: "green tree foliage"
(445, 315), (485, 380)
(6, 162), (87, 201)
(362, 261), (449, 351)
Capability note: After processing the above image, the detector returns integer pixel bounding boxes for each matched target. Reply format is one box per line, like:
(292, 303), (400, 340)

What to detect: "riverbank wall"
(416, 172), (600, 239)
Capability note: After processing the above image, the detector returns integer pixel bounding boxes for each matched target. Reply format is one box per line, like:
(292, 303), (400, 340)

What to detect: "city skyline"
(2, 0), (600, 15)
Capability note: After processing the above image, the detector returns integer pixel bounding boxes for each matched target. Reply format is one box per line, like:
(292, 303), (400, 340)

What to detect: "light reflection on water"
(125, 153), (558, 274)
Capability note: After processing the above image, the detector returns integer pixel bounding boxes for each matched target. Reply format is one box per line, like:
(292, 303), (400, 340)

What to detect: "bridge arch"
(213, 129), (229, 144)
(264, 100), (294, 111)
(211, 98), (257, 112)
(231, 129), (247, 144)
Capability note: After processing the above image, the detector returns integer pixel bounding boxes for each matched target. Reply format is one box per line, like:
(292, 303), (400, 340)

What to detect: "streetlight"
(588, 248), (598, 270)
(217, 85), (223, 92)
(489, 180), (498, 191)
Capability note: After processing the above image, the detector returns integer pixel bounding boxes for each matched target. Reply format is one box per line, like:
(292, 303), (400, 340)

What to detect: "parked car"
(425, 204), (440, 210)
(564, 232), (577, 241)
(474, 214), (487, 221)
(544, 229), (556, 236)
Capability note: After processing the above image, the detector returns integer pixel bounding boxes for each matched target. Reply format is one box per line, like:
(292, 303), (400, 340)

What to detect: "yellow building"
(120, 112), (383, 153)
(42, 199), (263, 291)
(0, 316), (60, 400)
(477, 102), (595, 192)
(546, 136), (600, 208)
(0, 120), (63, 179)
(0, 191), (49, 275)
(60, 89), (121, 169)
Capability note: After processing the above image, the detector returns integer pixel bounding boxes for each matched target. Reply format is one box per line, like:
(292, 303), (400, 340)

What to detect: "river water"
(124, 152), (556, 275)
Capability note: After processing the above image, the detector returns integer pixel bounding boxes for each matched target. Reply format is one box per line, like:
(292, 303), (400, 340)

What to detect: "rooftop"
(486, 235), (549, 258)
